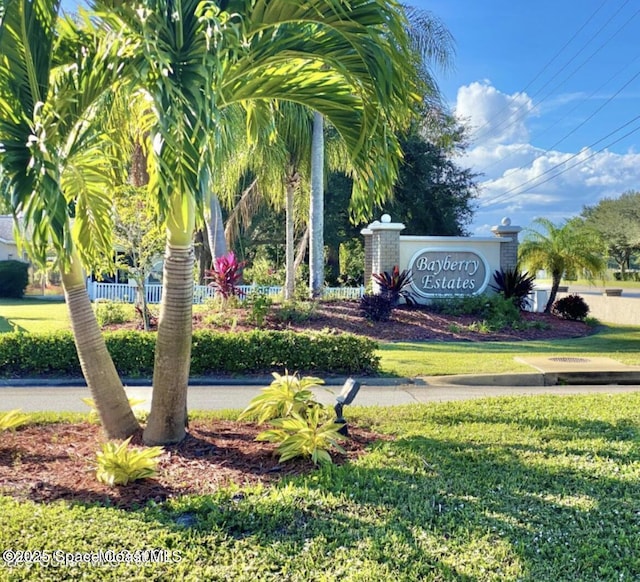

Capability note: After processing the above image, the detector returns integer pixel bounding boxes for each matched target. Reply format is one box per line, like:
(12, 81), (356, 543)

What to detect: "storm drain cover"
(548, 357), (589, 363)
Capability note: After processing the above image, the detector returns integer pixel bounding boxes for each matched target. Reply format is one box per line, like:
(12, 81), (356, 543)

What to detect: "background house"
(0, 215), (27, 262)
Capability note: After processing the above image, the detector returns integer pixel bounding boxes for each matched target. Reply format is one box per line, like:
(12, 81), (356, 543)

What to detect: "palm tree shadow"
(0, 316), (27, 332)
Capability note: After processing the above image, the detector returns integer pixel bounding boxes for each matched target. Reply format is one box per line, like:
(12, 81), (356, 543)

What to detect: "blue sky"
(60, 0), (640, 236)
(407, 0), (640, 234)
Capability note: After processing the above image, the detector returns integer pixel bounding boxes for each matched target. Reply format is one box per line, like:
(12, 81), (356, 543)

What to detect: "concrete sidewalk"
(422, 355), (640, 387)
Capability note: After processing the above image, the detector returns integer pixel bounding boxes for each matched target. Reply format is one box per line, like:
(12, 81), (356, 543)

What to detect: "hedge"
(0, 260), (29, 298)
(0, 330), (380, 378)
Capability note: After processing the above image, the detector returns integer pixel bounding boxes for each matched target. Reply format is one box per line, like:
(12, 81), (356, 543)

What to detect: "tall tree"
(309, 112), (325, 298)
(96, 0), (420, 444)
(582, 191), (640, 276)
(306, 6), (454, 295)
(0, 0), (139, 437)
(518, 218), (606, 312)
(388, 127), (478, 235)
(112, 185), (165, 330)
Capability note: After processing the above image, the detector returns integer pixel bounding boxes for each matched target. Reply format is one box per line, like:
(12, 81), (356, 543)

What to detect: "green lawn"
(2, 393), (640, 580)
(378, 324), (640, 377)
(0, 298), (69, 333)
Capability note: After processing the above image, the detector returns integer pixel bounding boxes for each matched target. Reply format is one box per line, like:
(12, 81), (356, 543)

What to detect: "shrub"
(205, 251), (245, 300)
(0, 331), (80, 377)
(190, 330), (380, 375)
(256, 406), (346, 466)
(275, 300), (317, 324)
(243, 254), (285, 286)
(240, 372), (346, 466)
(429, 294), (490, 317)
(552, 294), (590, 321)
(429, 293), (522, 331)
(372, 265), (415, 305)
(484, 295), (521, 330)
(246, 291), (273, 328)
(359, 293), (393, 322)
(490, 267), (536, 310)
(94, 300), (132, 327)
(0, 329), (380, 378)
(0, 260), (29, 298)
(202, 310), (238, 330)
(0, 409), (30, 431)
(238, 371), (324, 424)
(94, 437), (163, 486)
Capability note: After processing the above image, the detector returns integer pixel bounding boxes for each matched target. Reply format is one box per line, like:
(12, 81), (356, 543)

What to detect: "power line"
(472, 0), (638, 145)
(468, 0), (613, 140)
(481, 123), (640, 209)
(475, 53), (640, 176)
(479, 113), (640, 208)
(545, 68), (640, 151)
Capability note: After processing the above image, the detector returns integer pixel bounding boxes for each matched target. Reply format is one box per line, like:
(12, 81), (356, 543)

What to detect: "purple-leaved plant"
(206, 252), (246, 299)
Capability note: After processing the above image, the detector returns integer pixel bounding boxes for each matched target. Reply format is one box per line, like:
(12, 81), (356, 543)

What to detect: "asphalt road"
(2, 383), (640, 413)
(552, 284), (640, 298)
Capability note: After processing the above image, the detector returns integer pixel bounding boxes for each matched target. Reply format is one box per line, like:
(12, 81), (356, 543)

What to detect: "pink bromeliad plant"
(205, 252), (246, 300)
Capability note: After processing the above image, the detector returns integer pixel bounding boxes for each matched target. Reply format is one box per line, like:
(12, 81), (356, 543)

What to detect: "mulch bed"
(265, 302), (592, 342)
(0, 420), (386, 510)
(113, 300), (593, 343)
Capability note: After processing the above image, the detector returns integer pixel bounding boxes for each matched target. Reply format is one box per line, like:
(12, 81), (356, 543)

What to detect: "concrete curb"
(422, 370), (640, 387)
(3, 371), (640, 389)
(0, 375), (418, 388)
(422, 373), (545, 387)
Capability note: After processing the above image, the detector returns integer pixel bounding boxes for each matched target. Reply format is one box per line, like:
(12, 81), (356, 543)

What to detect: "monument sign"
(408, 248), (490, 298)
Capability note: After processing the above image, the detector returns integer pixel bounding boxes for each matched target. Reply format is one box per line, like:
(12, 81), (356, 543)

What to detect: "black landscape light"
(334, 378), (361, 436)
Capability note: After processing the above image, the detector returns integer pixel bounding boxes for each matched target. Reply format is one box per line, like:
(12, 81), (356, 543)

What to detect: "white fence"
(88, 281), (365, 304)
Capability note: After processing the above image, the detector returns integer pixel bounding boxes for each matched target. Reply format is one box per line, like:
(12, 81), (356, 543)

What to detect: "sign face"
(408, 248), (490, 298)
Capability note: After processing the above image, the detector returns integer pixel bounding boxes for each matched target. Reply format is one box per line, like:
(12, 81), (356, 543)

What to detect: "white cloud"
(455, 80), (536, 145)
(455, 81), (640, 235)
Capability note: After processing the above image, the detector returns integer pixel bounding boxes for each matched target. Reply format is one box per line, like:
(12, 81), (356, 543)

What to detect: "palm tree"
(305, 6), (453, 297)
(0, 0), (139, 438)
(518, 218), (606, 312)
(309, 112), (325, 298)
(94, 0), (419, 444)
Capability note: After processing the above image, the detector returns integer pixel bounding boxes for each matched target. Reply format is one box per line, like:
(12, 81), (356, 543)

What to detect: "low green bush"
(275, 300), (318, 323)
(94, 437), (163, 486)
(94, 300), (133, 327)
(429, 293), (522, 331)
(552, 294), (590, 321)
(0, 329), (379, 378)
(240, 372), (346, 466)
(0, 260), (29, 298)
(359, 293), (393, 321)
(0, 409), (30, 431)
(429, 293), (493, 316)
(0, 331), (80, 376)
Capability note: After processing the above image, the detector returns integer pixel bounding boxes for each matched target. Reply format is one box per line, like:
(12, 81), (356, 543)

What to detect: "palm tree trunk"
(135, 277), (150, 332)
(285, 177), (296, 301)
(61, 252), (139, 439)
(144, 196), (195, 445)
(309, 112), (325, 298)
(544, 272), (562, 313)
(206, 194), (227, 261)
(294, 225), (309, 272)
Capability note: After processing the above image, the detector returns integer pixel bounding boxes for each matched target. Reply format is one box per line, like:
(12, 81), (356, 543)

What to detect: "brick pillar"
(491, 217), (522, 271)
(361, 228), (373, 288)
(367, 218), (405, 292)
